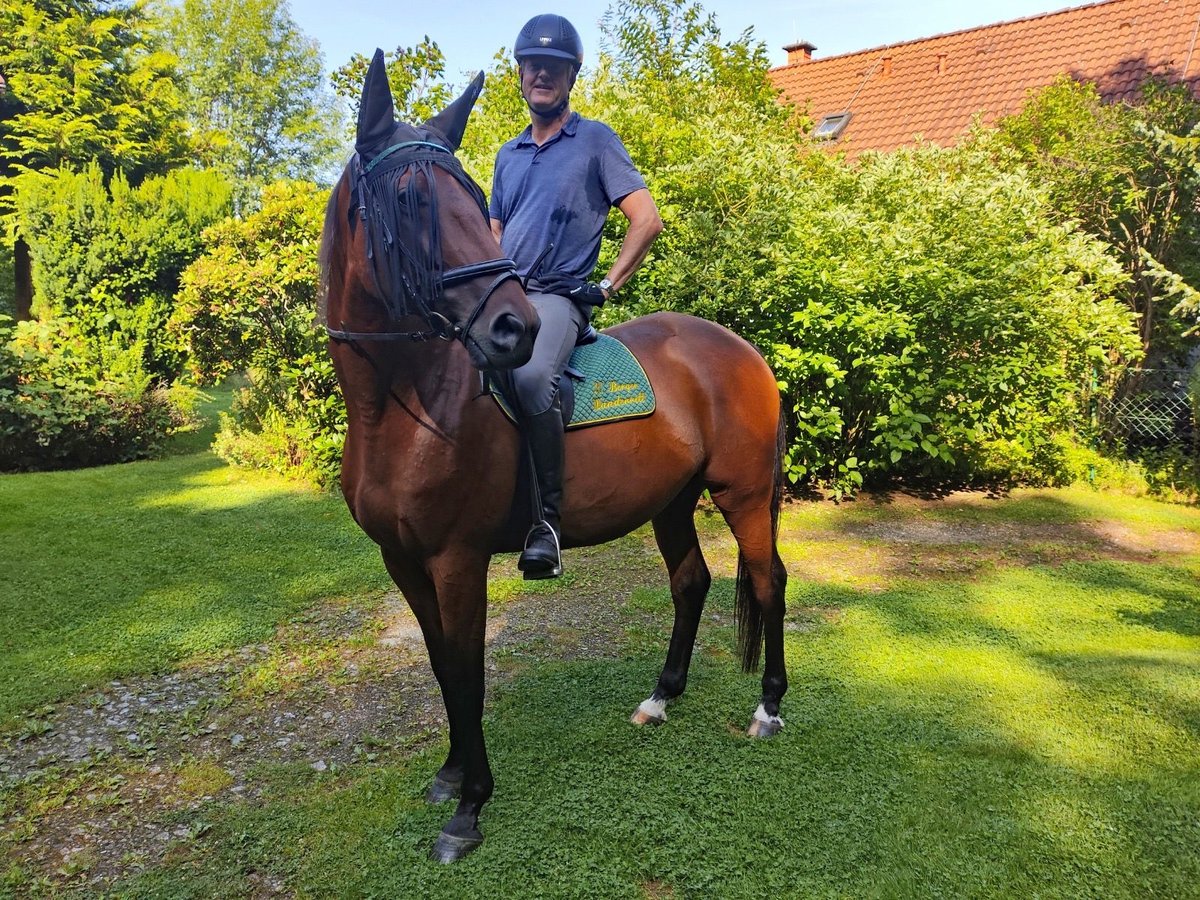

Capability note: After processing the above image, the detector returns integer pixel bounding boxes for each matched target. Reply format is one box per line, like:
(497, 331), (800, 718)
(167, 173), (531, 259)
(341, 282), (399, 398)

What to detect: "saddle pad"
(491, 333), (656, 429)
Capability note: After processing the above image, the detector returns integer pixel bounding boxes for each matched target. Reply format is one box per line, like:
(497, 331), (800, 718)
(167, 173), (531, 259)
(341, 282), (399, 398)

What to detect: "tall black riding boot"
(518, 404), (565, 580)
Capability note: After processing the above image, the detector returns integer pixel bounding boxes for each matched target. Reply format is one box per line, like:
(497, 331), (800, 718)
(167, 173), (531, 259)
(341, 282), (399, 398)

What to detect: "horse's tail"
(735, 412), (786, 673)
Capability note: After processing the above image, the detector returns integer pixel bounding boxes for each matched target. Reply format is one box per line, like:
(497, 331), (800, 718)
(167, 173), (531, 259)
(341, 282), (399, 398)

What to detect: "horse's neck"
(341, 344), (483, 452)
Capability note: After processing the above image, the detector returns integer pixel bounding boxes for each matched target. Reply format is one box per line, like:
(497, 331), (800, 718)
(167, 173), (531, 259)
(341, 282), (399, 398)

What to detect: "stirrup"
(518, 520), (562, 579)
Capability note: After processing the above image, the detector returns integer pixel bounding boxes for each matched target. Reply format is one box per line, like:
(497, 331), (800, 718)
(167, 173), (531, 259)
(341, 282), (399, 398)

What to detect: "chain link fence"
(1098, 368), (1197, 450)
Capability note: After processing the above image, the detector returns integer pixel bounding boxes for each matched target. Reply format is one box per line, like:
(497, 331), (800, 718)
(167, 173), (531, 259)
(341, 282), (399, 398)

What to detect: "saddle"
(487, 331), (656, 429)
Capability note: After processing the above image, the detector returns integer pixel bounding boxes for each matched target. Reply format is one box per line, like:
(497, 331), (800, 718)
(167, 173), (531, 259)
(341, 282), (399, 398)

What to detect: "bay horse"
(321, 52), (788, 863)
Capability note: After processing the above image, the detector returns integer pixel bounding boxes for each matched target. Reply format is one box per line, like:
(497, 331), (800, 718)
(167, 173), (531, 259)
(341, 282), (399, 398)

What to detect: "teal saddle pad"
(490, 333), (656, 429)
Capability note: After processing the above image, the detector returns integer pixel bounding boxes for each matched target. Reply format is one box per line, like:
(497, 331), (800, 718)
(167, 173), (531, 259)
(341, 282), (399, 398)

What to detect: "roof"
(768, 0), (1200, 157)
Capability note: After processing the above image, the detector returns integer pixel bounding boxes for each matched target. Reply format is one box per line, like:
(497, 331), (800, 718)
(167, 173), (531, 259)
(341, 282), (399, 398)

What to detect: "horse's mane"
(317, 136), (489, 328)
(317, 172), (345, 327)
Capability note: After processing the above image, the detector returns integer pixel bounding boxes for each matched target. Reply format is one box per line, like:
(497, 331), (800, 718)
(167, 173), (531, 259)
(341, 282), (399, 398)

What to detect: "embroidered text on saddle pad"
(491, 333), (656, 429)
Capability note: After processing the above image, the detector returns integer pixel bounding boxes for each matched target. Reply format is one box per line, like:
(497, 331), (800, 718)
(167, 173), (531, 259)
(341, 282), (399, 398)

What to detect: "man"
(490, 13), (663, 579)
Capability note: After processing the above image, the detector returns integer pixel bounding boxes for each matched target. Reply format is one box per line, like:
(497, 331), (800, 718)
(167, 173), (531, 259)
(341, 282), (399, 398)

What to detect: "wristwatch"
(598, 277), (614, 298)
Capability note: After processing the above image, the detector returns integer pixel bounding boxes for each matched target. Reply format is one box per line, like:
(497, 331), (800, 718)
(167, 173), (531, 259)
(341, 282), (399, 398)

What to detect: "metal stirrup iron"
(522, 442), (562, 576)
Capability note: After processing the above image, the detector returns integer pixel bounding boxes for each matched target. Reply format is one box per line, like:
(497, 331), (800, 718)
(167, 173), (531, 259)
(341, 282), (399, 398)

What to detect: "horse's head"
(321, 50), (537, 370)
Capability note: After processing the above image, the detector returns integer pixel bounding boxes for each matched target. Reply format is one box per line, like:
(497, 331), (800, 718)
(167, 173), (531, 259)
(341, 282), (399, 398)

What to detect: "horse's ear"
(356, 49), (396, 154)
(422, 71), (484, 152)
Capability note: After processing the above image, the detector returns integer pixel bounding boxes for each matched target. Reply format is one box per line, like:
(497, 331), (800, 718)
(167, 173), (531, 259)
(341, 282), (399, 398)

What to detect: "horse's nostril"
(490, 312), (526, 352)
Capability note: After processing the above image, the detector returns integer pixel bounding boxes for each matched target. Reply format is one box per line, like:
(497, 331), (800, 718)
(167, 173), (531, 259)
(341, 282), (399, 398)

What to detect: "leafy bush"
(0, 316), (197, 471)
(15, 162), (233, 380)
(570, 0), (1141, 496)
(774, 146), (1138, 494)
(172, 180), (342, 485)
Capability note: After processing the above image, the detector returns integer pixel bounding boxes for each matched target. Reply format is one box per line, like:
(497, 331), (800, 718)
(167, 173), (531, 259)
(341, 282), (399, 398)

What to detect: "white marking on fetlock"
(753, 704), (784, 728)
(637, 697), (668, 721)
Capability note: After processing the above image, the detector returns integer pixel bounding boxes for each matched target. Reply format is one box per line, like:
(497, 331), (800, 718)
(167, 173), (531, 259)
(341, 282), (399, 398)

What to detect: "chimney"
(783, 41), (816, 65)
(880, 55), (893, 77)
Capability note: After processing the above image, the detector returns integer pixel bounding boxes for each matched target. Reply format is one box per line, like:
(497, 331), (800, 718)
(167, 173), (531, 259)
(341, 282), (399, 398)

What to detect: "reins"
(327, 140), (520, 346)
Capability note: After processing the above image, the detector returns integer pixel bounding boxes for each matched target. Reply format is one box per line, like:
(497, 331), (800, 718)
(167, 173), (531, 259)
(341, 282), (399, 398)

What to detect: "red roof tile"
(769, 0), (1200, 157)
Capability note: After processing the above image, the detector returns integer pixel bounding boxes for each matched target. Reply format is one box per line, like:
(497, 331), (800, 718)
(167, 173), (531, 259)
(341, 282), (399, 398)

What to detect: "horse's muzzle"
(469, 309), (537, 370)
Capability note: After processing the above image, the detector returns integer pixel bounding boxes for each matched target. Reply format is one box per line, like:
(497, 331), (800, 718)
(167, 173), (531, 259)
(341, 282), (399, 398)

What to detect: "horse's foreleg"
(381, 551), (466, 802)
(425, 552), (493, 863)
(634, 489), (710, 726)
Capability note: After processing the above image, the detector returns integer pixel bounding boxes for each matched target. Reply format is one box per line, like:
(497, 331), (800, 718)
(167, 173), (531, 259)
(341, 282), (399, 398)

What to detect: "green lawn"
(0, 390), (389, 728)
(2, 422), (1199, 897)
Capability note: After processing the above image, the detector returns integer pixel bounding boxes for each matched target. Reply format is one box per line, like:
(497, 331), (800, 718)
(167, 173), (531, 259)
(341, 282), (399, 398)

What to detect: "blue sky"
(288, 0), (1081, 85)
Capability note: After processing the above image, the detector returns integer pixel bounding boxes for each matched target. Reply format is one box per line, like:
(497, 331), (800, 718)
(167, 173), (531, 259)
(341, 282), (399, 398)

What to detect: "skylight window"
(813, 112), (852, 141)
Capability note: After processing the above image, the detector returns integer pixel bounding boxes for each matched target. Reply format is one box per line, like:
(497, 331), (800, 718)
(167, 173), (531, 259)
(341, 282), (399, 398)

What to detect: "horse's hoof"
(747, 717), (782, 738)
(631, 708), (666, 726)
(631, 697), (667, 726)
(425, 775), (462, 804)
(430, 828), (483, 863)
(747, 704), (784, 738)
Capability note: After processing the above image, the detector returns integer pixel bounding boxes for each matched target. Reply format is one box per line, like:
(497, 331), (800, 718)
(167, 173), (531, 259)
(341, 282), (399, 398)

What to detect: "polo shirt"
(489, 112), (646, 281)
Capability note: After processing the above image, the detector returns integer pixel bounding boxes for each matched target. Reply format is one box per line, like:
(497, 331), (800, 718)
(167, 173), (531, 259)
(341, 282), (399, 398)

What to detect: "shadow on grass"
(120, 634), (1200, 898)
(1123, 599), (1200, 638)
(104, 540), (1200, 898)
(1067, 562), (1200, 639)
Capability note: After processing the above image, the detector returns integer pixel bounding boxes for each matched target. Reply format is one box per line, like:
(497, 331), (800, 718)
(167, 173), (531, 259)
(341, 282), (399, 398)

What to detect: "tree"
(15, 162), (232, 379)
(0, 0), (191, 318)
(989, 76), (1200, 362)
(153, 0), (342, 200)
(331, 36), (454, 126)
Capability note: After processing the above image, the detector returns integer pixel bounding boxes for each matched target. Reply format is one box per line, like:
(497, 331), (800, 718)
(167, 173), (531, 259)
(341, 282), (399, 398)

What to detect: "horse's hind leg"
(632, 485), (710, 726)
(711, 495), (788, 738)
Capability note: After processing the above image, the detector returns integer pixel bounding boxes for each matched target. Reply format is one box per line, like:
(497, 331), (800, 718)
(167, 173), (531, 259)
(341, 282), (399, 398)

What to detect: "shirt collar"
(516, 111), (581, 148)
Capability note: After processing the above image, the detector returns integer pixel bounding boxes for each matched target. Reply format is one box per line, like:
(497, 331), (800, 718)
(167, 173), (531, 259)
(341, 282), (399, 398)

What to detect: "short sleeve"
(598, 132), (647, 207)
(489, 153), (506, 222)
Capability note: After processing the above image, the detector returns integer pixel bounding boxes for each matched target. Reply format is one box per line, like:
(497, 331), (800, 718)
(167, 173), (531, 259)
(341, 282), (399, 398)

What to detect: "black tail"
(735, 413), (786, 673)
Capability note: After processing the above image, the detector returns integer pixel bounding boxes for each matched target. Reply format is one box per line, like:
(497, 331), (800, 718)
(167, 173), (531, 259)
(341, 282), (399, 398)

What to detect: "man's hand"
(540, 275), (608, 307)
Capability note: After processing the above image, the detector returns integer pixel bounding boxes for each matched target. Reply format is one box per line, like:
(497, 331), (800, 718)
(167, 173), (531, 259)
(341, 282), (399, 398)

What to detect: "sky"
(287, 0), (1085, 85)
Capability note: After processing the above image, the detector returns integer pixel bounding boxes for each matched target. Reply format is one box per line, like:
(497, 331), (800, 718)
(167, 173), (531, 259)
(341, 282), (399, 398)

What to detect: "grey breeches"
(511, 291), (590, 417)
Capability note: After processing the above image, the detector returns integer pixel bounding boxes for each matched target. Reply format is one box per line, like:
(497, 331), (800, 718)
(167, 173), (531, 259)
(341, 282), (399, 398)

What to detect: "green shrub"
(210, 353), (344, 486)
(0, 316), (198, 471)
(172, 180), (342, 485)
(15, 163), (233, 380)
(603, 87), (1139, 494)
(1133, 445), (1200, 500)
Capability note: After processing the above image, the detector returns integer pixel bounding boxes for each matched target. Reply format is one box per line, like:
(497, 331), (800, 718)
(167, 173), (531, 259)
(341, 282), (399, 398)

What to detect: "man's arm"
(601, 188), (662, 299)
(490, 218), (503, 244)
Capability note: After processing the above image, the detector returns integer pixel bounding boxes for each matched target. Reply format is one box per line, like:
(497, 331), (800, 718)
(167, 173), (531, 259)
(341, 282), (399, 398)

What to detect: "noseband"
(326, 140), (520, 345)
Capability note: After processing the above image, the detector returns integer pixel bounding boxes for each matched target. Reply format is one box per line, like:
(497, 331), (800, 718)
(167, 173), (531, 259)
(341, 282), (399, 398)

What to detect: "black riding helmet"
(513, 13), (584, 69)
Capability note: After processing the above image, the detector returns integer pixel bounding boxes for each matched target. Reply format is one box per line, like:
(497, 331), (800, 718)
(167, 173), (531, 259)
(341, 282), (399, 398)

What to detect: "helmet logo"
(539, 36), (551, 45)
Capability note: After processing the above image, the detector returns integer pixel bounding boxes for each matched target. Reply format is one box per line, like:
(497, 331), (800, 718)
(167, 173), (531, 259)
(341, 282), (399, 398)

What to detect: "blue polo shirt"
(490, 112), (646, 281)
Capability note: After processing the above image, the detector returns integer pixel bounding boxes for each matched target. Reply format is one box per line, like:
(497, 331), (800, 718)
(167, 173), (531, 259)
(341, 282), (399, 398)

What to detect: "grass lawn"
(1, 412), (1199, 897)
(0, 389), (391, 729)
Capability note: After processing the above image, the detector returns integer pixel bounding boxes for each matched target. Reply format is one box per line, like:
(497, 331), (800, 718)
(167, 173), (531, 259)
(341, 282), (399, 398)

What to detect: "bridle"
(326, 139), (520, 345)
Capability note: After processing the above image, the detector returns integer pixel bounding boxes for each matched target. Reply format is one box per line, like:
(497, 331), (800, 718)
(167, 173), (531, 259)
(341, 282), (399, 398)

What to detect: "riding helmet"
(514, 14), (584, 69)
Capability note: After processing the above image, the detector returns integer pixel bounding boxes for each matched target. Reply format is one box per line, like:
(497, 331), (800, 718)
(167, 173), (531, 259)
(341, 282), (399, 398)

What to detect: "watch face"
(599, 279), (613, 291)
